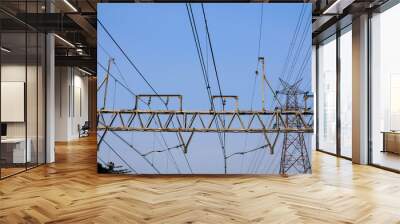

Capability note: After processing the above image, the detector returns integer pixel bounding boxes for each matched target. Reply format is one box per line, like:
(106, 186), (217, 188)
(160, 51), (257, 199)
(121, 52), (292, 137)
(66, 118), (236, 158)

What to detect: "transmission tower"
(277, 78), (312, 175)
(97, 56), (314, 174)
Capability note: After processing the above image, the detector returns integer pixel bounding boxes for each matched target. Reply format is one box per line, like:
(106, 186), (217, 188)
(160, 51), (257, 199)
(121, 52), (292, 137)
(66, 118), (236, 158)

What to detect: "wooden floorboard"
(1, 136), (400, 223)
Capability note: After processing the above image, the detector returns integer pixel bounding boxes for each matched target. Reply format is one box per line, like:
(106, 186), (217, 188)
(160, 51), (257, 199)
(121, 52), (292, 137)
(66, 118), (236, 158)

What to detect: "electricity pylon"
(277, 79), (312, 175)
(97, 56), (314, 174)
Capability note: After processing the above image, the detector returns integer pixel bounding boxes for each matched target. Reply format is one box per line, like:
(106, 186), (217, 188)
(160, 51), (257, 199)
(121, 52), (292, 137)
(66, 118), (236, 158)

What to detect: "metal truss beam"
(97, 109), (313, 133)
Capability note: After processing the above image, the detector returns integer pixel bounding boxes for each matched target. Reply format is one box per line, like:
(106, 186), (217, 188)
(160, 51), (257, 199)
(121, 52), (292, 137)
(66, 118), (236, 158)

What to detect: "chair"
(78, 121), (90, 138)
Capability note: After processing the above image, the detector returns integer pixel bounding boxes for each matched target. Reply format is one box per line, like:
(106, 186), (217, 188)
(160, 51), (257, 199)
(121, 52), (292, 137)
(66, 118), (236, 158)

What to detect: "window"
(0, 1), (46, 179)
(370, 3), (400, 171)
(317, 35), (337, 154)
(339, 27), (352, 158)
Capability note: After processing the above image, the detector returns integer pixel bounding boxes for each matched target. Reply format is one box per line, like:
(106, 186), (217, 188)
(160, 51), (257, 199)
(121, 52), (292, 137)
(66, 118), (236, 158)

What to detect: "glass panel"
(27, 0), (40, 170)
(317, 36), (337, 154)
(38, 32), (45, 165)
(27, 31), (38, 169)
(339, 28), (352, 158)
(0, 1), (46, 179)
(1, 30), (27, 177)
(371, 4), (400, 171)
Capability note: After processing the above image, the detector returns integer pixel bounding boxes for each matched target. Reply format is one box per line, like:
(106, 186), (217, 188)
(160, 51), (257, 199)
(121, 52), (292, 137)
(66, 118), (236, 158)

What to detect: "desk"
(1, 138), (31, 163)
(382, 131), (400, 154)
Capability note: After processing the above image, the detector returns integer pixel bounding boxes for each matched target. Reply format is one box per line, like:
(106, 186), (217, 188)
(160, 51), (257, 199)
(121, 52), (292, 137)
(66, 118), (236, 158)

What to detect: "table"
(1, 138), (31, 164)
(382, 131), (400, 154)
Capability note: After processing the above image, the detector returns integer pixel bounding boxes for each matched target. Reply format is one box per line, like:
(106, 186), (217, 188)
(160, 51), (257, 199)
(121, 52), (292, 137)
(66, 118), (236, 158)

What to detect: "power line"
(97, 19), (167, 105)
(98, 62), (136, 99)
(110, 131), (162, 174)
(99, 134), (138, 174)
(141, 144), (183, 157)
(286, 13), (312, 83)
(243, 4), (264, 173)
(280, 5), (305, 81)
(97, 65), (184, 173)
(97, 156), (107, 166)
(247, 136), (264, 173)
(186, 3), (214, 109)
(186, 3), (227, 173)
(292, 46), (312, 85)
(226, 144), (267, 159)
(98, 22), (193, 173)
(275, 5), (307, 109)
(201, 4), (224, 106)
(202, 3), (228, 173)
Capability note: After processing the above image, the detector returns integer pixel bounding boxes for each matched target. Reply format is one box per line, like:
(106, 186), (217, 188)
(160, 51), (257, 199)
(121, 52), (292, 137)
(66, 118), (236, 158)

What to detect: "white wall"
(1, 65), (42, 137)
(55, 66), (69, 141)
(1, 65), (26, 139)
(55, 67), (89, 141)
(1, 63), (46, 164)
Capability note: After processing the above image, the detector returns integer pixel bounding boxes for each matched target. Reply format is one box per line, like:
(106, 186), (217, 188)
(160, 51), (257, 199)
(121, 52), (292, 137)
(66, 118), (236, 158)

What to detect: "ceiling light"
(54, 34), (75, 48)
(1, 47), (11, 53)
(323, 0), (354, 15)
(63, 0), (78, 12)
(78, 67), (93, 76)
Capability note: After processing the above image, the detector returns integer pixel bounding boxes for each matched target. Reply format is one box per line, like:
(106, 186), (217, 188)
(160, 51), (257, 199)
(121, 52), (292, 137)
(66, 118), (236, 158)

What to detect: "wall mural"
(97, 3), (313, 175)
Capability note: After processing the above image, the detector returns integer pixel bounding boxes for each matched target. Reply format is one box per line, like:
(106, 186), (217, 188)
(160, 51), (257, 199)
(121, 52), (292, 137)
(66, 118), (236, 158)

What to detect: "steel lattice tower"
(277, 79), (312, 175)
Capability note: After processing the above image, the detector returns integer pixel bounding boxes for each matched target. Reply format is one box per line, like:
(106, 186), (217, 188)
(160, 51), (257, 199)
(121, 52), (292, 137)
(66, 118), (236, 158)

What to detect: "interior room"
(0, 19), (46, 178)
(370, 2), (400, 171)
(0, 0), (400, 223)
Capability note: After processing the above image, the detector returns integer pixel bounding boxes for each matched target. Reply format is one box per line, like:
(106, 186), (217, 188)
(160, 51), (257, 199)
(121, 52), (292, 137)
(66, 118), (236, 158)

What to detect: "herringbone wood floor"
(1, 136), (400, 224)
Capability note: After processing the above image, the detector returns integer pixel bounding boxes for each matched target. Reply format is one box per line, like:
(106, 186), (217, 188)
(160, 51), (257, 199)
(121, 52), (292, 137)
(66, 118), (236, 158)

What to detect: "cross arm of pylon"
(97, 109), (313, 133)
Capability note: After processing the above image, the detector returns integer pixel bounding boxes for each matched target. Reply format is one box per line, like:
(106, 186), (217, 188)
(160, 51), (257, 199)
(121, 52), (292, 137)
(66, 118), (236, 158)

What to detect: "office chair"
(78, 121), (90, 138)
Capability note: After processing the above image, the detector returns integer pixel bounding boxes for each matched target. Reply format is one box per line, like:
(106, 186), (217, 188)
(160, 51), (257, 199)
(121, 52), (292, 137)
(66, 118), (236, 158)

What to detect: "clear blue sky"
(97, 3), (312, 174)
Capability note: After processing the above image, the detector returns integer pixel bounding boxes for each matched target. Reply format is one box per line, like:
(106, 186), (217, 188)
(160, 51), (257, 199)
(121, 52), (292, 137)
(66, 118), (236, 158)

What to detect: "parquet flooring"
(1, 136), (400, 223)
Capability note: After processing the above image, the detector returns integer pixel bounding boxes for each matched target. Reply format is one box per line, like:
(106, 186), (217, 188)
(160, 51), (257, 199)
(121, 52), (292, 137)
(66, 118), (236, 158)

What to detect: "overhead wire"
(98, 61), (182, 174)
(141, 144), (183, 157)
(280, 5), (305, 81)
(201, 3), (224, 105)
(98, 19), (193, 173)
(244, 3), (265, 173)
(285, 13), (312, 84)
(97, 19), (168, 105)
(200, 4), (228, 173)
(225, 144), (267, 159)
(247, 4), (309, 173)
(185, 3), (213, 108)
(274, 5), (306, 108)
(110, 131), (162, 174)
(99, 134), (138, 174)
(186, 3), (227, 173)
(292, 46), (312, 85)
(98, 4), (311, 174)
(97, 62), (146, 105)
